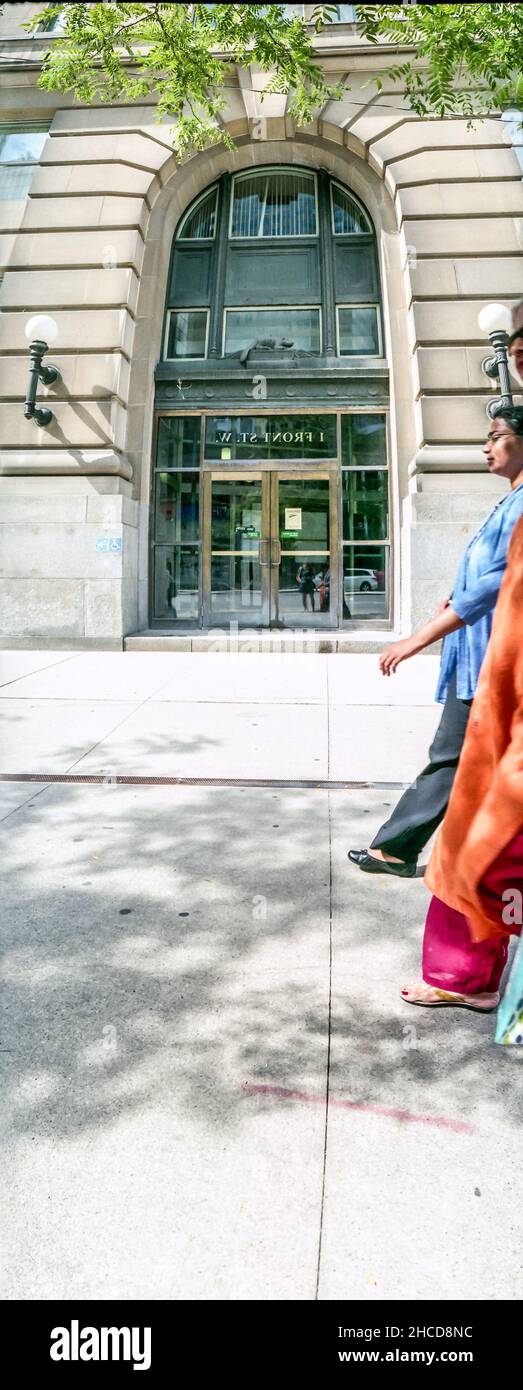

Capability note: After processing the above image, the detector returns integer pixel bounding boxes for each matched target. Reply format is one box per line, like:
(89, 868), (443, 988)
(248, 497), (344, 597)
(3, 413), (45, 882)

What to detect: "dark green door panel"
(225, 243), (321, 305)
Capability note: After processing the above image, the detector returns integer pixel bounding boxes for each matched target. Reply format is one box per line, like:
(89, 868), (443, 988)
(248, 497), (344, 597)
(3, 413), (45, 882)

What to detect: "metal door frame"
(269, 470), (338, 629)
(202, 469), (271, 628)
(202, 465), (338, 629)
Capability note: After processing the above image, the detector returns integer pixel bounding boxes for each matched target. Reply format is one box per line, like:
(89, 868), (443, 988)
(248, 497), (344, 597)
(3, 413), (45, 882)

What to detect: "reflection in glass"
(338, 306), (380, 355)
(0, 166), (36, 198)
(501, 111), (523, 174)
(331, 5), (357, 21)
(278, 477), (329, 549)
(211, 479), (262, 550)
(231, 169), (317, 238)
(341, 414), (387, 468)
(210, 479), (263, 623)
(157, 416), (200, 469)
(35, 10), (64, 31)
(154, 472), (200, 545)
(342, 470), (388, 542)
(205, 414), (335, 461)
(273, 3), (357, 19)
(342, 545), (389, 621)
(278, 554), (331, 626)
(0, 131), (48, 162)
(331, 183), (370, 234)
(277, 478), (330, 628)
(153, 545), (200, 621)
(0, 129), (48, 200)
(224, 308), (320, 357)
(177, 187), (217, 239)
(211, 555), (262, 620)
(165, 310), (207, 358)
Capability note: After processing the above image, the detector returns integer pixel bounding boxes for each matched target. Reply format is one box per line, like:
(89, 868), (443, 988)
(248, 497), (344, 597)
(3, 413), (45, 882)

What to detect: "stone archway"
(125, 121), (414, 632)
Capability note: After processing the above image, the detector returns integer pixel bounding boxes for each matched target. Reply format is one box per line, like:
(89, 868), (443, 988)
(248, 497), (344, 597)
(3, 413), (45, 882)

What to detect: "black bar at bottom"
(0, 1300), (514, 1378)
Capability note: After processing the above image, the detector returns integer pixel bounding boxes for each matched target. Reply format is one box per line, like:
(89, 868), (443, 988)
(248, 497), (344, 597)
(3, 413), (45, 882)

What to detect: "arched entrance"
(151, 164), (390, 630)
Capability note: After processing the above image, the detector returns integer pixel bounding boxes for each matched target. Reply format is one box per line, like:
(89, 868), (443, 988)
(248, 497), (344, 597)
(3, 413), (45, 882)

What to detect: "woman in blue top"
(349, 406), (523, 878)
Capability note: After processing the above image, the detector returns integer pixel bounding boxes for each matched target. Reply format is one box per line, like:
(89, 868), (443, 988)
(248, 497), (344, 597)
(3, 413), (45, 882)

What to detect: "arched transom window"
(163, 166), (383, 362)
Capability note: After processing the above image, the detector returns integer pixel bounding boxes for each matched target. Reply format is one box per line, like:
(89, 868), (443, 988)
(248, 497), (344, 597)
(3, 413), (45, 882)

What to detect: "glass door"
(203, 472), (271, 627)
(271, 473), (335, 628)
(203, 469), (337, 628)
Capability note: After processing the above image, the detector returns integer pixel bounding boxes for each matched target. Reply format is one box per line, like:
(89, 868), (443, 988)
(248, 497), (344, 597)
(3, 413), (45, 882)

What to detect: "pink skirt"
(422, 831), (523, 995)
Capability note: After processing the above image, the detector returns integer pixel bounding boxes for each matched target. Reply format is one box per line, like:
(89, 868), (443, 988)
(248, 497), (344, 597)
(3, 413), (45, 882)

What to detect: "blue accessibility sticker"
(96, 537), (123, 553)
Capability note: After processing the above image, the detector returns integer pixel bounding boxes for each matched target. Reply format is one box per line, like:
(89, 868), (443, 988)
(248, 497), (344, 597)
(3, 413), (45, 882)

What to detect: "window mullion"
(258, 177), (269, 237)
(207, 173), (231, 358)
(318, 169), (336, 357)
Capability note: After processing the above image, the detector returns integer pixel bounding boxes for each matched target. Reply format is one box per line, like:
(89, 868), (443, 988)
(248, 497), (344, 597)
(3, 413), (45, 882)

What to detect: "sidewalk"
(1, 651), (521, 1301)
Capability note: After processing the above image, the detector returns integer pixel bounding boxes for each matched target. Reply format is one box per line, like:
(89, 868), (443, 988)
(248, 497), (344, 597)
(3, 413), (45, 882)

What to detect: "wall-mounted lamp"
(24, 314), (60, 426)
(479, 302), (514, 419)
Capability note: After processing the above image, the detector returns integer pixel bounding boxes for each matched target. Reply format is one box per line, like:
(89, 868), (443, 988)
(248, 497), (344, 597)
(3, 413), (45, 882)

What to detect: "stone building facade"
(0, 3), (522, 650)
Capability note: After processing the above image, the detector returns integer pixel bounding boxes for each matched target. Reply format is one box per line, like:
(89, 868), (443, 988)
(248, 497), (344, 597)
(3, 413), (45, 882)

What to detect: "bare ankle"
(370, 848), (404, 864)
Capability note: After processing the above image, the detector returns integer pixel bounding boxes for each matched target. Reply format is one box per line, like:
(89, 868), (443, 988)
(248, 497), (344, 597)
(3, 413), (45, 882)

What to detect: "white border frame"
(229, 166), (319, 240)
(163, 308), (210, 361)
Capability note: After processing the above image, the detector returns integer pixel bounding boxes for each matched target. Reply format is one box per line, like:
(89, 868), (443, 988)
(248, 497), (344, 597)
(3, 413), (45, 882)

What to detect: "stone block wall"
(0, 3), (521, 643)
(0, 477), (139, 648)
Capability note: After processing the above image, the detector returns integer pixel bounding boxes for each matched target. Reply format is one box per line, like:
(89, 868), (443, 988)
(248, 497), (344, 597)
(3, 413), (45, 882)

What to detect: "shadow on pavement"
(0, 775), (518, 1146)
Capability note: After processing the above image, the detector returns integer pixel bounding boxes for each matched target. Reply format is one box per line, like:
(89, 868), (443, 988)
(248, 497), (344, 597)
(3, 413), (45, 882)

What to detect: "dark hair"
(491, 405), (523, 437)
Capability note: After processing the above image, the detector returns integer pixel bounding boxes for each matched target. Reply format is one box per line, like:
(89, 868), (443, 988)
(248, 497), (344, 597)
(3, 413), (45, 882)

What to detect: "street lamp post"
(479, 302), (514, 418)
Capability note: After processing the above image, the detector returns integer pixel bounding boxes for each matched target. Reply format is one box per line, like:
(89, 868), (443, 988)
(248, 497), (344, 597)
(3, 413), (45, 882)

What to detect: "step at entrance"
(124, 630), (391, 653)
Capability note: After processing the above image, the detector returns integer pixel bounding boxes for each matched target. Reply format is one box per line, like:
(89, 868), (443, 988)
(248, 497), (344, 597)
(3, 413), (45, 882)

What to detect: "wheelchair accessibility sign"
(96, 537), (122, 553)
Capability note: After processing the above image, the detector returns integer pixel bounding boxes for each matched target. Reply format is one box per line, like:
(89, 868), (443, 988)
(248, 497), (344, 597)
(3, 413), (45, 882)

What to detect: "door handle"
(271, 538), (281, 565)
(259, 538), (270, 566)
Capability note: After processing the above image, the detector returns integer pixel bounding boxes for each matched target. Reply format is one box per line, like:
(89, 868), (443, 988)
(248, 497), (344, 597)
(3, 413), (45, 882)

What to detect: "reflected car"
(344, 568), (379, 593)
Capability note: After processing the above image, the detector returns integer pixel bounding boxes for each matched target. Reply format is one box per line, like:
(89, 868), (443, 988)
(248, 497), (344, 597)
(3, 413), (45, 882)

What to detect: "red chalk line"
(241, 1082), (475, 1134)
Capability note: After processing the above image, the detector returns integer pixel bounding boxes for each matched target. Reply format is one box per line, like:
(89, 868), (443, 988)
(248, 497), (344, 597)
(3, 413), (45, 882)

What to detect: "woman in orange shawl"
(402, 489), (523, 1011)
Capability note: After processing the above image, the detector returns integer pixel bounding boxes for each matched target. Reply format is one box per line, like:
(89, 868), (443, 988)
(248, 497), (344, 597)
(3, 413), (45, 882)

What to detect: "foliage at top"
(26, 3), (523, 152)
(357, 4), (523, 119)
(29, 3), (345, 153)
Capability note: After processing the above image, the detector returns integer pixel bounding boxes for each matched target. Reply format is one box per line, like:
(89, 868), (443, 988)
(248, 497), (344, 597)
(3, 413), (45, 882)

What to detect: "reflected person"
(297, 562), (316, 612)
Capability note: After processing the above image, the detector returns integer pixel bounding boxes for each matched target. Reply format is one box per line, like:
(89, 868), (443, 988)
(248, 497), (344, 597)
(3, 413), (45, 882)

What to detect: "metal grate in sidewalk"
(0, 772), (406, 790)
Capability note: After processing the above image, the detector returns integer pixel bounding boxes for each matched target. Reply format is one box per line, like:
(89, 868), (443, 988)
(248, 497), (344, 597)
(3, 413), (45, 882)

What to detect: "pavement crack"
(0, 781), (54, 824)
(62, 667), (185, 775)
(0, 653), (77, 692)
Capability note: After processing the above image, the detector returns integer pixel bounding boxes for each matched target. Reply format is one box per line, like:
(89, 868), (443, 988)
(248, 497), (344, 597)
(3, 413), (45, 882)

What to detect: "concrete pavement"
(1, 650), (521, 1301)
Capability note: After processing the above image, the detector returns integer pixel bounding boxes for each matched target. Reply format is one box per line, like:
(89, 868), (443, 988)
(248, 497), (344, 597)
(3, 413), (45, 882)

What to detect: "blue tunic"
(435, 482), (523, 704)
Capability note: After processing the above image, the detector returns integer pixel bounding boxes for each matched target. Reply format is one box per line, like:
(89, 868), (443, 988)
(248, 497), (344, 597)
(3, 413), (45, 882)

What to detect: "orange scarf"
(425, 514), (523, 941)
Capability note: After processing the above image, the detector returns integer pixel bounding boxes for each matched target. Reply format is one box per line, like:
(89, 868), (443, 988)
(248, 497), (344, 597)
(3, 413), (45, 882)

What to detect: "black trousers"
(370, 672), (472, 863)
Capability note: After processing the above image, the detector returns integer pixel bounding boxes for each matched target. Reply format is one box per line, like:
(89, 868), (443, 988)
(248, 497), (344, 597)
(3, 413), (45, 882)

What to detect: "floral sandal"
(401, 982), (499, 1011)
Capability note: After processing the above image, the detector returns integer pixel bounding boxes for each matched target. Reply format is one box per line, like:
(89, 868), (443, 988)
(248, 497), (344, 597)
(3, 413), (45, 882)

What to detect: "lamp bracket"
(481, 326), (513, 417)
(24, 337), (60, 426)
(481, 354), (500, 381)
